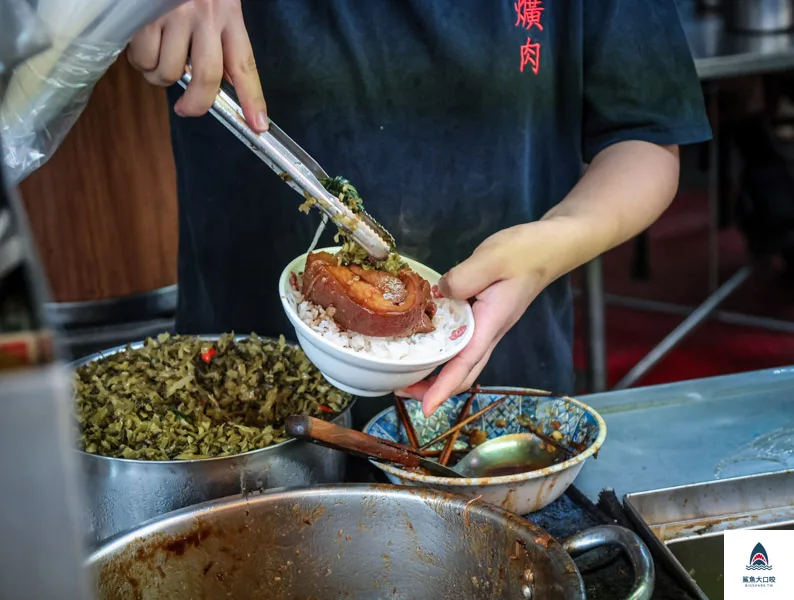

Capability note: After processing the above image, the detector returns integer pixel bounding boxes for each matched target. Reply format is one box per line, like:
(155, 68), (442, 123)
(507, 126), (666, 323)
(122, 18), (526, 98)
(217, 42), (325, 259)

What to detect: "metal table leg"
(610, 80), (747, 391)
(602, 293), (794, 334)
(612, 266), (752, 390)
(707, 82), (721, 293)
(583, 257), (608, 393)
(578, 82), (784, 391)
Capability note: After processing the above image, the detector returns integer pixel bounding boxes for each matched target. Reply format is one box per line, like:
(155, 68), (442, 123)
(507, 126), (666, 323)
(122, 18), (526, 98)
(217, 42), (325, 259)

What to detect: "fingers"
(396, 376), (436, 402)
(222, 12), (268, 131)
(420, 343), (494, 417)
(153, 18), (193, 85)
(439, 245), (504, 301)
(130, 2), (265, 127)
(176, 25), (224, 117)
(128, 22), (163, 73)
(419, 295), (507, 416)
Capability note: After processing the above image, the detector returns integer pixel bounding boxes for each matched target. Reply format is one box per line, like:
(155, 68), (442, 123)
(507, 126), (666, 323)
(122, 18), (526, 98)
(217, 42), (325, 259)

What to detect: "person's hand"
(127, 0), (268, 132)
(397, 220), (563, 417)
(398, 141), (681, 416)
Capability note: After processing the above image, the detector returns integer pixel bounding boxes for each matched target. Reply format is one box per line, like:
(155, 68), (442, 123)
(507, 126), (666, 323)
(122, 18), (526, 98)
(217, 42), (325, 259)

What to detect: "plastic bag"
(1, 0), (188, 185)
(1, 37), (121, 185)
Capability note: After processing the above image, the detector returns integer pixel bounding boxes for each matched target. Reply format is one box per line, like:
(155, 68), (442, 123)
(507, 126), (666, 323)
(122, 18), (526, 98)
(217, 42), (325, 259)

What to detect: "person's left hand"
(397, 220), (561, 417)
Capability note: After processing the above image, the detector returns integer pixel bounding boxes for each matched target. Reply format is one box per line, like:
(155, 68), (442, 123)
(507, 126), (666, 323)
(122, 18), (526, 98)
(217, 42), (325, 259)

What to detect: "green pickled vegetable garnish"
(74, 333), (352, 461)
(310, 175), (405, 275)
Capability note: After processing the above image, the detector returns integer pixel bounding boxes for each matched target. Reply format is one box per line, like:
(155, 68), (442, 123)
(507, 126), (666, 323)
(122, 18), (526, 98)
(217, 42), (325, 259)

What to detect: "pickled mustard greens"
(75, 333), (351, 461)
(336, 238), (406, 275)
(322, 175), (365, 213)
(299, 175), (405, 275)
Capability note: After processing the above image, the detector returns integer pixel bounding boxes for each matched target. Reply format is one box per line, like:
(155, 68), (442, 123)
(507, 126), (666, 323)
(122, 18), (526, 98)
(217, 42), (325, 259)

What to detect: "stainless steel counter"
(681, 0), (794, 80)
(575, 366), (794, 500)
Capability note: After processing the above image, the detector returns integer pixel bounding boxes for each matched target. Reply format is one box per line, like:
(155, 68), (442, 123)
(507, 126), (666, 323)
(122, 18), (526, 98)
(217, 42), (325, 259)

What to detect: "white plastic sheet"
(1, 0), (188, 184)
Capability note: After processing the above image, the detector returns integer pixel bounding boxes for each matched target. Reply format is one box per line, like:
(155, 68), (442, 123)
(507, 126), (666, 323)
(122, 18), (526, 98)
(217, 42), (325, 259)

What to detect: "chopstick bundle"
(438, 388), (478, 466)
(419, 398), (505, 451)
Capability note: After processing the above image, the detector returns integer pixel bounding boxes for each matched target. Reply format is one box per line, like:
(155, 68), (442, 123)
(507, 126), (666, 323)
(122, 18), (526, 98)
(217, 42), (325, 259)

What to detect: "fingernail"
(394, 390), (411, 398)
(256, 112), (268, 131)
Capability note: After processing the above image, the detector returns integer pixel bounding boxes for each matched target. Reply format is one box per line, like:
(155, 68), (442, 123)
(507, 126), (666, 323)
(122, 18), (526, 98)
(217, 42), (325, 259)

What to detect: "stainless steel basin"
(88, 484), (655, 600)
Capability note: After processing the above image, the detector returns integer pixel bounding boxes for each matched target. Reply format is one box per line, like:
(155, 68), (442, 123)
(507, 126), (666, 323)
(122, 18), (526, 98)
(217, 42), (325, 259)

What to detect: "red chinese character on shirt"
(515, 0), (544, 31)
(520, 38), (541, 74)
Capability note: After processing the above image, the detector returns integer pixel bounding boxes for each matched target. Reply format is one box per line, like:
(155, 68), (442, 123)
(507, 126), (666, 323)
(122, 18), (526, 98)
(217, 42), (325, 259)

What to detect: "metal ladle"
(453, 433), (566, 478)
(287, 416), (567, 479)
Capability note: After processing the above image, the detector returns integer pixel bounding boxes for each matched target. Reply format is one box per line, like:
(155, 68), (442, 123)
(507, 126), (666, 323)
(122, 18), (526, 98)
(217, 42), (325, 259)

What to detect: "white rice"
(287, 275), (469, 361)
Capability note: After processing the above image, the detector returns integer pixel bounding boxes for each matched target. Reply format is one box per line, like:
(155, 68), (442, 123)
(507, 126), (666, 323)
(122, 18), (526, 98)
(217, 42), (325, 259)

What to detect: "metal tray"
(624, 469), (794, 600)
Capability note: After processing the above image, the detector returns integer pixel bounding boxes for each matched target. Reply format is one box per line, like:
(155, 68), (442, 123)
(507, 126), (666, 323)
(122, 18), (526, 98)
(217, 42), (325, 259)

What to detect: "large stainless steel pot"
(73, 336), (354, 545)
(88, 484), (654, 600)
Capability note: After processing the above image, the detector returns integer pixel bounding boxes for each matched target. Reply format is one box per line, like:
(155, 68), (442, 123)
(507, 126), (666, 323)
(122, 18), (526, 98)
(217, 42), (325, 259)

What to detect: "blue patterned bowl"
(363, 387), (606, 514)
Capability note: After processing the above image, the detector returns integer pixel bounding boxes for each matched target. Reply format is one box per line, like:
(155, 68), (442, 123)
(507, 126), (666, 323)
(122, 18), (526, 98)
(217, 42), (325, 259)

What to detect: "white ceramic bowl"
(279, 247), (475, 397)
(363, 388), (607, 515)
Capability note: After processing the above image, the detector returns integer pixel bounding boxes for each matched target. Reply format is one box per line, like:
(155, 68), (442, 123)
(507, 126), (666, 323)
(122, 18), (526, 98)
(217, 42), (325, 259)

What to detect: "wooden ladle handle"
(285, 415), (421, 468)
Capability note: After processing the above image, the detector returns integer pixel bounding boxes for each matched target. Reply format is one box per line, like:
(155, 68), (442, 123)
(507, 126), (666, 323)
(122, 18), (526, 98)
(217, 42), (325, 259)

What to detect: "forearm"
(537, 141), (680, 284)
(420, 142), (680, 411)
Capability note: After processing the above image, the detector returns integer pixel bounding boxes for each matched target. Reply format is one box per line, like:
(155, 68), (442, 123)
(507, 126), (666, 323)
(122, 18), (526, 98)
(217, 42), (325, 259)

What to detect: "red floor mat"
(573, 306), (794, 389)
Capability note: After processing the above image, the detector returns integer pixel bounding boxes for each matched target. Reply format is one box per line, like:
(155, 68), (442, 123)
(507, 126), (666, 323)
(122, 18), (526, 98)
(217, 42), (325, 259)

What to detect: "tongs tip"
(181, 64), (397, 261)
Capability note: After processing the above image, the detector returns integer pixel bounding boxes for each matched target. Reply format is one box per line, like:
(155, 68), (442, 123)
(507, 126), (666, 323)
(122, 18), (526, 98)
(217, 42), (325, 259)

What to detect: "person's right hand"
(127, 0), (268, 132)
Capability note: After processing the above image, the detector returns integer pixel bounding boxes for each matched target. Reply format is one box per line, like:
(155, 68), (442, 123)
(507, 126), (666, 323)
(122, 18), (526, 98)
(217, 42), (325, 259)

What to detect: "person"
(127, 0), (711, 423)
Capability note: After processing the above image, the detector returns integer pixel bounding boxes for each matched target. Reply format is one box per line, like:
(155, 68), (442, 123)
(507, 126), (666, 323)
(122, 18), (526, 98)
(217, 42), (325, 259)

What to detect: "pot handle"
(562, 525), (655, 600)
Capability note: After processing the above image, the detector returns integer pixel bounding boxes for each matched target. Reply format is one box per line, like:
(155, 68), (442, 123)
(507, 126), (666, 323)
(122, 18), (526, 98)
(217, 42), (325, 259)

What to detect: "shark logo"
(747, 543), (773, 571)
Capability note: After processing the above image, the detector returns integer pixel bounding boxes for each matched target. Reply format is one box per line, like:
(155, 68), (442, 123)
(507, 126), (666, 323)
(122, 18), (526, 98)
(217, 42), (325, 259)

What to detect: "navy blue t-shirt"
(167, 0), (711, 398)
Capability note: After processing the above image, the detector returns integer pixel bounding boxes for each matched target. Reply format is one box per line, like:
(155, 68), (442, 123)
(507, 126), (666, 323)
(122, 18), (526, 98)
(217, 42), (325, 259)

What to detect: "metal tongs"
(177, 67), (394, 261)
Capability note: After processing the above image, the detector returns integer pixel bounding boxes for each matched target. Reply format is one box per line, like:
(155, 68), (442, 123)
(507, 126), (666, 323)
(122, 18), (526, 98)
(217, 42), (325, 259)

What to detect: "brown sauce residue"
(163, 526), (213, 557)
(475, 453), (564, 478)
(96, 522), (218, 600)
